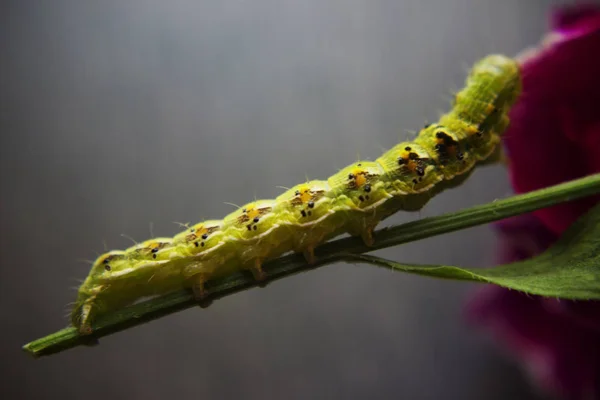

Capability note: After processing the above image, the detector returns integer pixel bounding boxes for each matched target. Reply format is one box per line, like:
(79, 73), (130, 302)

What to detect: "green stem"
(23, 173), (600, 358)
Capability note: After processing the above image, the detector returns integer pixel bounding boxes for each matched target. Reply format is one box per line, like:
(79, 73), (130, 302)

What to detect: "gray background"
(1, 0), (568, 399)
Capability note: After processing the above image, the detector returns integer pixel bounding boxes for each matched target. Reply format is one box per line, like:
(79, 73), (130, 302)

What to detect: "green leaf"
(346, 202), (600, 300)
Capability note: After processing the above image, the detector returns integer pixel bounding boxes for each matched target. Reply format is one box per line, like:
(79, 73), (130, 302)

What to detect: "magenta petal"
(466, 5), (600, 399)
(551, 3), (600, 37)
(503, 4), (600, 235)
(466, 287), (600, 399)
(544, 299), (600, 334)
(470, 214), (600, 399)
(493, 214), (558, 264)
(469, 213), (600, 399)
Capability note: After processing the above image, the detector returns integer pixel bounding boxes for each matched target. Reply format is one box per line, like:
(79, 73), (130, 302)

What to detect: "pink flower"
(465, 4), (600, 399)
(503, 3), (600, 235)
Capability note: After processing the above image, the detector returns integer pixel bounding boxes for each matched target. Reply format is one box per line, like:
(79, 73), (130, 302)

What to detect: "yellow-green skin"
(72, 54), (522, 334)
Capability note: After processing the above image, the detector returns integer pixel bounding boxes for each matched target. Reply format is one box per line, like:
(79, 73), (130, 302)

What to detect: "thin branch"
(23, 173), (600, 358)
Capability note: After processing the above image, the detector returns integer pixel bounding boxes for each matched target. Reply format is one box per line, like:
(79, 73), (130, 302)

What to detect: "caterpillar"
(71, 54), (522, 335)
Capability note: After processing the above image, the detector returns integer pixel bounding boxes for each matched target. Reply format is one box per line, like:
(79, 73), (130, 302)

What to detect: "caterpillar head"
(87, 250), (129, 280)
(71, 250), (128, 333)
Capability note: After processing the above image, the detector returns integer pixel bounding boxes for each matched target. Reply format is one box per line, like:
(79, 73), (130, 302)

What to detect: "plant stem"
(23, 172), (600, 358)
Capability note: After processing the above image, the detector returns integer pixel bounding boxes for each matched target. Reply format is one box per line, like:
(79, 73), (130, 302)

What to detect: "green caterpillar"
(71, 54), (521, 335)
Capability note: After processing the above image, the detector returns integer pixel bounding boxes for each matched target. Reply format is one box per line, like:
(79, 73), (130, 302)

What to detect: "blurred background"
(1, 0), (569, 399)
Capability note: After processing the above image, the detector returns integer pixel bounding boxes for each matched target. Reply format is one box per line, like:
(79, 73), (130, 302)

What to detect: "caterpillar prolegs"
(71, 54), (521, 335)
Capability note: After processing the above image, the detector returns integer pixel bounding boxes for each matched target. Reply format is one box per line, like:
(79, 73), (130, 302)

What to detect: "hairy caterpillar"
(71, 54), (521, 335)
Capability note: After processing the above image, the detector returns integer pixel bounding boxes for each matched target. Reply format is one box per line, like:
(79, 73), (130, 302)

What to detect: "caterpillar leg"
(191, 274), (208, 301)
(250, 258), (267, 281)
(352, 220), (378, 247)
(360, 226), (376, 247)
(299, 232), (328, 264)
(303, 247), (316, 264)
(345, 213), (380, 247)
(190, 273), (214, 308)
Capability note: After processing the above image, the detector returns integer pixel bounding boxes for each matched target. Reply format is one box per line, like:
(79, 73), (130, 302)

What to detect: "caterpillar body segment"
(273, 181), (339, 263)
(375, 141), (442, 195)
(71, 54), (522, 334)
(166, 220), (240, 299)
(451, 54), (521, 127)
(125, 238), (173, 262)
(324, 161), (393, 245)
(169, 220), (225, 258)
(414, 125), (475, 179)
(219, 200), (283, 280)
